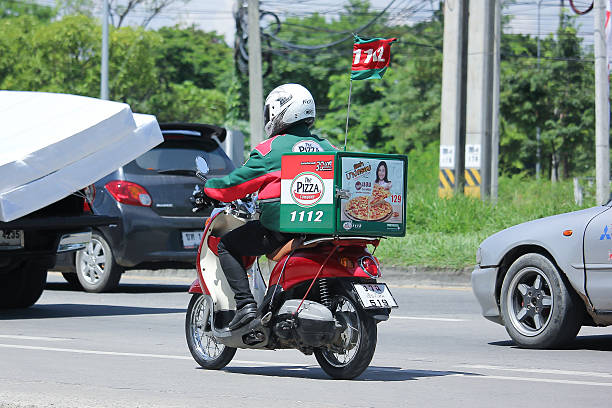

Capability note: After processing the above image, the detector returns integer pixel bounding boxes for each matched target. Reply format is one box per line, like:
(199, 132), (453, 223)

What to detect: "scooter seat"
(266, 237), (313, 262)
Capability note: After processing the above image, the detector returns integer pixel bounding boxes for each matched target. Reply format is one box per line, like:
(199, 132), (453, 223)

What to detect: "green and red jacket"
(204, 124), (338, 231)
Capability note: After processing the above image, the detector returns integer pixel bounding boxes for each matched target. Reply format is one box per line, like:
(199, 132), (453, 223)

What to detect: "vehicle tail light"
(359, 256), (380, 278)
(83, 184), (96, 213)
(105, 181), (152, 207)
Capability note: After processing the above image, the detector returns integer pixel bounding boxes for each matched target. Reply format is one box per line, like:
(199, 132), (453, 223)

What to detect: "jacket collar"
(284, 123), (313, 138)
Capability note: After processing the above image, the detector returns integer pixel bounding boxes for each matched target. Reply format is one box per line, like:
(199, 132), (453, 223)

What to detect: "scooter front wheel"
(186, 293), (236, 369)
(314, 294), (377, 380)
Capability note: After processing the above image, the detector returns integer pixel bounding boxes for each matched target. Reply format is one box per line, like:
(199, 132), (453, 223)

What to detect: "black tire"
(0, 266), (47, 308)
(61, 272), (83, 289)
(75, 231), (122, 293)
(185, 294), (236, 370)
(500, 253), (583, 349)
(314, 295), (377, 379)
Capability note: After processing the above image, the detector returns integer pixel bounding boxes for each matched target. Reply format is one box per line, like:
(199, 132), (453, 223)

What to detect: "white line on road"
(0, 344), (192, 360)
(0, 335), (72, 342)
(3, 343), (611, 387)
(0, 343), (303, 367)
(453, 373), (612, 387)
(457, 364), (612, 379)
(390, 316), (466, 322)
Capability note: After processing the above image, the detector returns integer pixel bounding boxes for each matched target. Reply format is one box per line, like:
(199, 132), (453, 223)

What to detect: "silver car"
(472, 204), (612, 348)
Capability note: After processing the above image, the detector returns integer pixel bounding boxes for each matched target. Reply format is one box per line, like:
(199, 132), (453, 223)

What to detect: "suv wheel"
(75, 232), (123, 293)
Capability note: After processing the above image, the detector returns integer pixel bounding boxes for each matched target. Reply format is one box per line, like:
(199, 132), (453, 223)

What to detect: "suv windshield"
(134, 144), (234, 175)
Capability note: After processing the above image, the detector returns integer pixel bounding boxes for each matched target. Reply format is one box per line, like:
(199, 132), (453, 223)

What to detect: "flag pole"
(344, 79), (353, 151)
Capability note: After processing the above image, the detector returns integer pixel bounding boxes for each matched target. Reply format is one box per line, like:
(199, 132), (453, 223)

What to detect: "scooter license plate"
(353, 283), (398, 309)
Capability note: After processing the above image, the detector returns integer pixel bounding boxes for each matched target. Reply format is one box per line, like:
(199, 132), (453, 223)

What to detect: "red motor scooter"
(185, 157), (397, 380)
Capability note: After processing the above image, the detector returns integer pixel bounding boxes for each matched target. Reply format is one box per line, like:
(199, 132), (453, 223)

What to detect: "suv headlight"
(476, 247), (482, 265)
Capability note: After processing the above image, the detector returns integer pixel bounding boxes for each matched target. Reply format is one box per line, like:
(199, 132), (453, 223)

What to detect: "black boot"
(228, 303), (257, 330)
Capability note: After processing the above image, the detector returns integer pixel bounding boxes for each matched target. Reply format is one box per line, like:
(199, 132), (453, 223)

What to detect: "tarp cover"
(0, 91), (163, 222)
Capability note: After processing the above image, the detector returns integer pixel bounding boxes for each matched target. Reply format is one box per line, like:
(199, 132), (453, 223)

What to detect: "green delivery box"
(279, 152), (407, 237)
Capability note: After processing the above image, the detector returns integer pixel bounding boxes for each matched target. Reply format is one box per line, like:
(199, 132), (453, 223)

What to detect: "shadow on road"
(221, 365), (469, 381)
(489, 334), (612, 351)
(0, 303), (185, 320)
(45, 282), (190, 294)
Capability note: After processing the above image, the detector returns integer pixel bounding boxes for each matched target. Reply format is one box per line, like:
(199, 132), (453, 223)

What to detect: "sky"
(31, 0), (599, 47)
(144, 0), (598, 48)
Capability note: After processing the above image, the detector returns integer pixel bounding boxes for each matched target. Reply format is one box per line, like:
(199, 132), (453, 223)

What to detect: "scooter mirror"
(195, 156), (209, 175)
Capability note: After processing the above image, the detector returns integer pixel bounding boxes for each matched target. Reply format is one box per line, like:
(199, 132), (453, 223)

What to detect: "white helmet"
(263, 83), (316, 137)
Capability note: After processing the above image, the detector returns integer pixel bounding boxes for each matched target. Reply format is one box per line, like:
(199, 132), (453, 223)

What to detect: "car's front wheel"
(500, 253), (583, 349)
(75, 232), (122, 293)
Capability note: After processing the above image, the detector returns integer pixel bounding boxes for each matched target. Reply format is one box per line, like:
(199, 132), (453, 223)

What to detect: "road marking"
(0, 335), (72, 342)
(390, 316), (466, 322)
(0, 343), (303, 367)
(386, 284), (471, 291)
(50, 272), (472, 290)
(0, 344), (193, 360)
(1, 343), (612, 387)
(457, 364), (612, 379)
(48, 272), (195, 283)
(453, 373), (612, 387)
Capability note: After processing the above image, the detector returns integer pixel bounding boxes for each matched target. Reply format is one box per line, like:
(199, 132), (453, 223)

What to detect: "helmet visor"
(263, 104), (270, 124)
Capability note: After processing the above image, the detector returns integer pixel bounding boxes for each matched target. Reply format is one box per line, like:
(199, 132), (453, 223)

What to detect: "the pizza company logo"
(290, 172), (324, 207)
(345, 161), (372, 180)
(292, 140), (323, 152)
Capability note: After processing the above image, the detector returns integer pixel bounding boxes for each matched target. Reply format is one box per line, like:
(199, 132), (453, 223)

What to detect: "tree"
(0, 0), (54, 21)
(108, 0), (190, 28)
(499, 10), (595, 179)
(55, 0), (191, 28)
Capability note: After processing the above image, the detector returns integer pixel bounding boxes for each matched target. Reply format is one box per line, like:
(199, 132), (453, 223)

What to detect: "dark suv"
(55, 123), (235, 292)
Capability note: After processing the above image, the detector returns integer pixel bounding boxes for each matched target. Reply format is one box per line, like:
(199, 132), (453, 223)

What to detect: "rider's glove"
(190, 189), (219, 212)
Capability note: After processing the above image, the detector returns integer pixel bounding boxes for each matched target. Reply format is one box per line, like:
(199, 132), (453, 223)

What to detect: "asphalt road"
(1, 272), (611, 408)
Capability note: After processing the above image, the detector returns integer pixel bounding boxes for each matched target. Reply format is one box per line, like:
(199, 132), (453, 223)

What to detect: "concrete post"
(248, 0), (264, 148)
(490, 0), (501, 202)
(465, 0), (495, 200)
(222, 129), (246, 166)
(439, 0), (468, 198)
(100, 0), (109, 100)
(594, 0), (610, 205)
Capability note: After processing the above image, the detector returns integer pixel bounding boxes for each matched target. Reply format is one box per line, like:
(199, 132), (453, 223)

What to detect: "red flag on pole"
(351, 35), (397, 80)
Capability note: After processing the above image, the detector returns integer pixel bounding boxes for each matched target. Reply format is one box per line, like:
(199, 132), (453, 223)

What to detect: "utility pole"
(490, 0), (501, 202)
(465, 0), (495, 200)
(594, 0), (610, 204)
(536, 0), (543, 179)
(438, 0), (469, 198)
(100, 0), (109, 100)
(248, 0), (264, 148)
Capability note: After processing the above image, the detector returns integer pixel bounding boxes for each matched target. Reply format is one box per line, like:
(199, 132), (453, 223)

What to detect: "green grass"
(378, 146), (595, 268)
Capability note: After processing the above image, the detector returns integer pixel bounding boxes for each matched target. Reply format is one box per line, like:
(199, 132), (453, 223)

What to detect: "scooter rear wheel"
(186, 293), (236, 369)
(314, 294), (377, 379)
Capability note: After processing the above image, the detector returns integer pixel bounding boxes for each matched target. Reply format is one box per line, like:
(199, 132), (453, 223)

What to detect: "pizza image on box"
(371, 183), (391, 203)
(344, 195), (393, 222)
